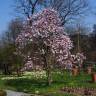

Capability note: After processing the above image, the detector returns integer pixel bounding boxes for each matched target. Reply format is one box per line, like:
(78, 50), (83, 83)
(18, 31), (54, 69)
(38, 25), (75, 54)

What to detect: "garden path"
(6, 90), (31, 96)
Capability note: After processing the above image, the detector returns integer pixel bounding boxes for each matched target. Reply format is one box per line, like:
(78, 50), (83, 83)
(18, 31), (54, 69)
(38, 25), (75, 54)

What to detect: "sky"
(0, 0), (14, 35)
(84, 0), (96, 29)
(0, 0), (96, 35)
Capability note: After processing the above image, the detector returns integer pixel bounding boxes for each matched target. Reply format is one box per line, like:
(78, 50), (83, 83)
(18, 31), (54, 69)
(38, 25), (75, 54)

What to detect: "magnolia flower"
(16, 8), (74, 69)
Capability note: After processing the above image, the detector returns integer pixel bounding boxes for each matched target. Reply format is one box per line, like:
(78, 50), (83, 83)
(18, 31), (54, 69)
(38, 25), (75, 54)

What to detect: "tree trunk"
(42, 53), (52, 85)
(46, 53), (52, 86)
(3, 64), (7, 75)
(3, 63), (11, 75)
(47, 66), (52, 86)
(16, 67), (21, 77)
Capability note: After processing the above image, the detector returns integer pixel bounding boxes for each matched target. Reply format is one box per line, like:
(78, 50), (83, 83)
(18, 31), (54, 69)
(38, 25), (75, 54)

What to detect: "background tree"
(51, 0), (89, 25)
(92, 24), (96, 35)
(88, 24), (96, 62)
(15, 0), (48, 18)
(15, 0), (89, 25)
(70, 25), (90, 56)
(0, 18), (23, 75)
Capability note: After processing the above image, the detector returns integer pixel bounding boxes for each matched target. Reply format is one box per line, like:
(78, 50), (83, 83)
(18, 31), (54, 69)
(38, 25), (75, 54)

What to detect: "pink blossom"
(16, 8), (74, 68)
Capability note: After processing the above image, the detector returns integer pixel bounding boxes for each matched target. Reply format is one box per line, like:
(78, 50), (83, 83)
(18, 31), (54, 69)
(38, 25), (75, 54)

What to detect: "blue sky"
(84, 0), (96, 29)
(0, 0), (96, 35)
(0, 0), (14, 35)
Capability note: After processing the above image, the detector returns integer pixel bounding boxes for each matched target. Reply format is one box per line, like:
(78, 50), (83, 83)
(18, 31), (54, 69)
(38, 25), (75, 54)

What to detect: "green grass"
(0, 70), (96, 96)
(0, 76), (6, 89)
(44, 92), (76, 96)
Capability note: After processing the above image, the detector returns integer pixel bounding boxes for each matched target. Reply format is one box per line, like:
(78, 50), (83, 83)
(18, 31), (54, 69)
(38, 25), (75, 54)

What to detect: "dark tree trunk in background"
(3, 63), (11, 75)
(16, 66), (21, 77)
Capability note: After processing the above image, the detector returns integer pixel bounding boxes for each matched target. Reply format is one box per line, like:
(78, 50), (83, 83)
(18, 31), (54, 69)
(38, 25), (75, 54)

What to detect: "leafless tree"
(14, 0), (48, 18)
(14, 0), (89, 25)
(8, 18), (23, 44)
(51, 0), (89, 25)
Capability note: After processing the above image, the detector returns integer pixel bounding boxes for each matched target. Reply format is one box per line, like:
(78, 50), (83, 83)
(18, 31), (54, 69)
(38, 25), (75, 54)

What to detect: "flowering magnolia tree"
(16, 8), (73, 85)
(71, 52), (86, 68)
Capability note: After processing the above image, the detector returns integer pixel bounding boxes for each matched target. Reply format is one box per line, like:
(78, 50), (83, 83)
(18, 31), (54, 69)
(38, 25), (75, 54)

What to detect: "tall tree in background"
(89, 24), (96, 51)
(92, 24), (96, 36)
(88, 24), (96, 62)
(8, 18), (23, 44)
(15, 0), (48, 18)
(51, 0), (88, 25)
(0, 18), (23, 75)
(15, 0), (88, 25)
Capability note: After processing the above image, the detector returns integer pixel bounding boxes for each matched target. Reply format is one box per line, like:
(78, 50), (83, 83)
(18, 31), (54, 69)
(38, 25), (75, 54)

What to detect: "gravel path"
(6, 90), (31, 96)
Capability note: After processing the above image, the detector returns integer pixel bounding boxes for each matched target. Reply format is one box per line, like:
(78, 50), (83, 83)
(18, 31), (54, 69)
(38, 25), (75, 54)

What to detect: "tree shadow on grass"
(5, 78), (48, 92)
(4, 74), (96, 93)
(5, 78), (70, 93)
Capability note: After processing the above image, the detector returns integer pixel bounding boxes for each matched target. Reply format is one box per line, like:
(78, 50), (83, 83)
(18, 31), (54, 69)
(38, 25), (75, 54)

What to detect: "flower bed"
(61, 87), (96, 96)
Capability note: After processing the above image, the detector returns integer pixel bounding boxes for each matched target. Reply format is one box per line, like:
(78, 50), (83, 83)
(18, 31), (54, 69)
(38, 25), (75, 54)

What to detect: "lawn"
(0, 70), (96, 96)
